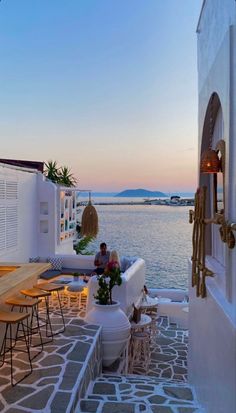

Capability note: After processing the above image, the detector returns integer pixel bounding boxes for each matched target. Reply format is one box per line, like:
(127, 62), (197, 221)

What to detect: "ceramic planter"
(85, 301), (131, 366)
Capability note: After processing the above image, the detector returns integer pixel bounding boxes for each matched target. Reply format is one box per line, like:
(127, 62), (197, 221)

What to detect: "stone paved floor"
(78, 374), (204, 413)
(0, 295), (102, 413)
(104, 316), (188, 383)
(132, 316), (188, 382)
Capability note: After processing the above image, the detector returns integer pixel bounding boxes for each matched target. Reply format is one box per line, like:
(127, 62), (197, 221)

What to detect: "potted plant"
(94, 260), (122, 305)
(85, 260), (130, 367)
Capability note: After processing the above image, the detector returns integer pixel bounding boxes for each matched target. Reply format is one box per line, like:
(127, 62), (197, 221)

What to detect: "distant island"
(115, 189), (167, 197)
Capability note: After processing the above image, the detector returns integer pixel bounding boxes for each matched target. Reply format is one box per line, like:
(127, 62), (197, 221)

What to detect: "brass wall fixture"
(190, 184), (236, 298)
(205, 214), (236, 249)
(190, 186), (213, 298)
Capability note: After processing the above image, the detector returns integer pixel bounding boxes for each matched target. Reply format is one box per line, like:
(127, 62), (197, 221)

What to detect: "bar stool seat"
(0, 310), (32, 386)
(0, 310), (30, 324)
(129, 331), (150, 374)
(34, 283), (64, 292)
(21, 288), (53, 342)
(34, 283), (66, 334)
(5, 296), (41, 308)
(5, 296), (44, 355)
(21, 288), (51, 299)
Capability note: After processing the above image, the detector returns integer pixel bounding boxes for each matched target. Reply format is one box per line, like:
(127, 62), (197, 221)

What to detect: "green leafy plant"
(94, 261), (122, 305)
(44, 160), (77, 187)
(58, 166), (77, 187)
(74, 236), (95, 255)
(44, 160), (60, 183)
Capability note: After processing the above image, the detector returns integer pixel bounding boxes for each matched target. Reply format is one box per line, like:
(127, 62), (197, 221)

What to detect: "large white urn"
(85, 301), (131, 367)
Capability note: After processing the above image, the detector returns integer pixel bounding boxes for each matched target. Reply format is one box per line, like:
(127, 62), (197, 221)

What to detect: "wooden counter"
(0, 262), (51, 298)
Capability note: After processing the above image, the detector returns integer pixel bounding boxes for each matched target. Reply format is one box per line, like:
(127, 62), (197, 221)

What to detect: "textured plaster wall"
(189, 1), (236, 412)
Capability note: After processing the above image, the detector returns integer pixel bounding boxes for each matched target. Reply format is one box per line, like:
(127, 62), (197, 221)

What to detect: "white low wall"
(86, 258), (146, 315)
(188, 261), (236, 413)
(149, 288), (189, 328)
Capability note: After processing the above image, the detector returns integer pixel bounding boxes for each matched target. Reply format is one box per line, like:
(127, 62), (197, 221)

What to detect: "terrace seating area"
(0, 279), (191, 413)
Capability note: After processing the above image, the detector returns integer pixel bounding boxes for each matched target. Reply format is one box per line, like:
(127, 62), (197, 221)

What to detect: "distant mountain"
(115, 189), (167, 197)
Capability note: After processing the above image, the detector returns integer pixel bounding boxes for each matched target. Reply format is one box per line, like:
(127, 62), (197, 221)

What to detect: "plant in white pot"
(85, 260), (131, 367)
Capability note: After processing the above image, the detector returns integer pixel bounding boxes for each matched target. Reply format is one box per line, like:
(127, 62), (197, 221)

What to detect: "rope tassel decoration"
(81, 192), (99, 237)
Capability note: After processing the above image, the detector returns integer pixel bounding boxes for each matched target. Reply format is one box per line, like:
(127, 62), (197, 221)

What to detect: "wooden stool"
(5, 296), (44, 356)
(129, 331), (150, 374)
(0, 310), (32, 386)
(143, 307), (158, 339)
(21, 288), (53, 342)
(34, 283), (65, 334)
(66, 284), (84, 310)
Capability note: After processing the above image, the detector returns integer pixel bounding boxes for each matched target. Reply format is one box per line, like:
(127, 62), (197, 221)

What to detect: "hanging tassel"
(80, 193), (99, 237)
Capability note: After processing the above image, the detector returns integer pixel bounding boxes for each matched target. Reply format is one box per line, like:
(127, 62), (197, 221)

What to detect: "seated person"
(108, 250), (121, 268)
(94, 242), (110, 275)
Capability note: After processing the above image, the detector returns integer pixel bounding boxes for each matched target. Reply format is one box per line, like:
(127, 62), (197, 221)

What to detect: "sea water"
(79, 198), (192, 290)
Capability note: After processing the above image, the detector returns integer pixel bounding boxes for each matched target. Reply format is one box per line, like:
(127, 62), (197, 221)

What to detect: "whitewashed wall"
(0, 164), (75, 263)
(189, 2), (236, 412)
(0, 164), (38, 262)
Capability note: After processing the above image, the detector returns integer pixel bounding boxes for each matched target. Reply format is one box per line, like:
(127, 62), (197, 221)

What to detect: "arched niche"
(199, 92), (225, 260)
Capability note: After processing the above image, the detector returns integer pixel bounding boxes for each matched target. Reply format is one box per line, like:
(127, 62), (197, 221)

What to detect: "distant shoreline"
(79, 198), (195, 206)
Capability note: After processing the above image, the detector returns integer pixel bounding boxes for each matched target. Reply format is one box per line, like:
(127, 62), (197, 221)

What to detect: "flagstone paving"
(0, 297), (102, 413)
(77, 316), (205, 412)
(77, 374), (205, 413)
(132, 316), (188, 382)
(0, 290), (203, 413)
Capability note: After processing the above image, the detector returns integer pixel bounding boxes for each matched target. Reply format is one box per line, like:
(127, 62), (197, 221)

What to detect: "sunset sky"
(0, 0), (202, 192)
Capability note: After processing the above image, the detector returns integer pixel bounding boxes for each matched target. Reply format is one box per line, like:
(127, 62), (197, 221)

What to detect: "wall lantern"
(200, 95), (220, 174)
(200, 149), (220, 174)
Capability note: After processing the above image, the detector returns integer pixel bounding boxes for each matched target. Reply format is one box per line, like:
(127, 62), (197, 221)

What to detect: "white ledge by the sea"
(148, 288), (189, 328)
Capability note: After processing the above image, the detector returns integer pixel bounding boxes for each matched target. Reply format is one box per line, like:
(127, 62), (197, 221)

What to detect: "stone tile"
(102, 402), (136, 413)
(87, 395), (104, 400)
(19, 386), (54, 410)
(151, 354), (176, 362)
(119, 383), (131, 390)
(156, 337), (175, 345)
(40, 354), (65, 367)
(178, 408), (198, 413)
(2, 386), (35, 405)
(93, 382), (116, 395)
(151, 407), (173, 413)
(50, 391), (72, 413)
(15, 367), (62, 384)
(67, 341), (91, 362)
(135, 391), (152, 397)
(0, 377), (9, 386)
(56, 343), (73, 354)
(84, 324), (100, 330)
(80, 399), (100, 412)
(173, 366), (187, 375)
(136, 384), (155, 391)
(5, 409), (29, 413)
(38, 377), (58, 386)
(163, 387), (193, 401)
(59, 362), (83, 390)
(148, 395), (167, 404)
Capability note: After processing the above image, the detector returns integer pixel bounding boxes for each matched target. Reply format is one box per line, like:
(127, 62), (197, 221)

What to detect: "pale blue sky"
(0, 0), (202, 191)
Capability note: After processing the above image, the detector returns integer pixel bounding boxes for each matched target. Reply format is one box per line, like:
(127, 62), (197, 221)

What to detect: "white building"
(0, 160), (77, 263)
(189, 1), (236, 412)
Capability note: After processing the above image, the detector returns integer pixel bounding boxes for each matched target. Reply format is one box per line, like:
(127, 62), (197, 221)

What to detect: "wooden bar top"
(0, 263), (51, 297)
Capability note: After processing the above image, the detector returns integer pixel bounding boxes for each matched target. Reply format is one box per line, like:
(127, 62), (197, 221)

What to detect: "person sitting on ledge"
(94, 242), (110, 275)
(108, 250), (121, 268)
